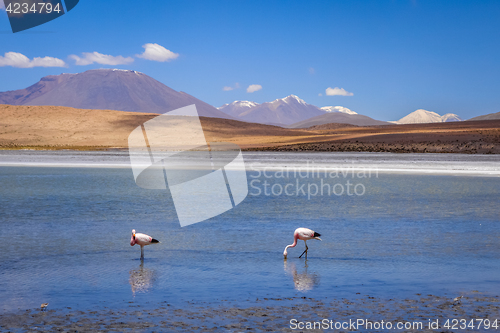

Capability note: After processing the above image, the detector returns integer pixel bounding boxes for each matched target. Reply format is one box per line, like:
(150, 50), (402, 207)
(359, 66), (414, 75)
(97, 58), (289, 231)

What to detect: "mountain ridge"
(218, 94), (325, 126)
(0, 69), (233, 119)
(218, 95), (393, 127)
(2, 69), (485, 128)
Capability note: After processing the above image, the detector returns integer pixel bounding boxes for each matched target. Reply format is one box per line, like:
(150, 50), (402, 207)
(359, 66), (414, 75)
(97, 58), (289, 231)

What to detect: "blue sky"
(0, 0), (499, 121)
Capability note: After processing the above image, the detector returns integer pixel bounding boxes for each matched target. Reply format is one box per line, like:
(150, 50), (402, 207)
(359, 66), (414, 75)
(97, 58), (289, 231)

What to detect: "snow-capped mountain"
(219, 95), (324, 125)
(320, 106), (357, 115)
(441, 113), (463, 122)
(218, 100), (259, 118)
(219, 95), (391, 126)
(221, 100), (259, 109)
(281, 94), (307, 105)
(394, 109), (463, 124)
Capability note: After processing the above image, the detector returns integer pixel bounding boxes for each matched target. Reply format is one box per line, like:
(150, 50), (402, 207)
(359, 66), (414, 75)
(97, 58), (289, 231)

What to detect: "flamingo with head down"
(130, 229), (160, 260)
(283, 228), (321, 259)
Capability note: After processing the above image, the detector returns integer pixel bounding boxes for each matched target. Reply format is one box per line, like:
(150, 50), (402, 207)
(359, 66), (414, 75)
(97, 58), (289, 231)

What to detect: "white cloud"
(0, 52), (67, 68)
(318, 93), (322, 96)
(247, 84), (262, 93)
(223, 82), (240, 91)
(325, 87), (354, 96)
(136, 43), (179, 62)
(309, 67), (315, 75)
(69, 52), (134, 66)
(0, 2), (4, 10)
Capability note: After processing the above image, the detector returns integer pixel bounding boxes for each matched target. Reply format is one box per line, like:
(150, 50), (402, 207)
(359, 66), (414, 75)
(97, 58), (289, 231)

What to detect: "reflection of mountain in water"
(284, 260), (320, 291)
(129, 262), (156, 296)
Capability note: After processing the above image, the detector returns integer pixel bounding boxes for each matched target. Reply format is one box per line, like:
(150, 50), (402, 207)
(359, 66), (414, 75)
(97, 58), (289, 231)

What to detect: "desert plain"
(0, 104), (499, 153)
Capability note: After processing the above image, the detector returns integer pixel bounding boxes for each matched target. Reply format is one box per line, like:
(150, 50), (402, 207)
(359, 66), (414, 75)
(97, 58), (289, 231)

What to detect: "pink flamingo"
(283, 228), (321, 259)
(130, 229), (160, 260)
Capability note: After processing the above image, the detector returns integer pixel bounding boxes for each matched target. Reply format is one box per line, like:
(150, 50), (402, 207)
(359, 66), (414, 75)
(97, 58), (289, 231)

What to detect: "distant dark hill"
(306, 123), (359, 130)
(288, 112), (389, 128)
(0, 69), (232, 119)
(468, 111), (500, 121)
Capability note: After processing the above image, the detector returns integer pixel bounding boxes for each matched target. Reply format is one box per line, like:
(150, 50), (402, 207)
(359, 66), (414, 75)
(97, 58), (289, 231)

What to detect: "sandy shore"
(0, 104), (499, 153)
(1, 293), (499, 332)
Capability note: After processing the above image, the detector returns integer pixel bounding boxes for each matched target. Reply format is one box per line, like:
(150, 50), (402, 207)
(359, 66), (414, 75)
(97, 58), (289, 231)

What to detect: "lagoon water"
(0, 151), (499, 313)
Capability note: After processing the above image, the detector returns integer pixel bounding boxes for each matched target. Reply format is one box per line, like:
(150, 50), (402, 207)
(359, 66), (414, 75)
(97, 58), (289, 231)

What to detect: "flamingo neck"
(287, 235), (298, 249)
(284, 234), (299, 255)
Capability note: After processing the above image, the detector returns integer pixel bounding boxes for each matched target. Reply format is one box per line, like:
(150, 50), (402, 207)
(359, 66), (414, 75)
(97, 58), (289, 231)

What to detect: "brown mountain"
(288, 112), (389, 128)
(0, 69), (232, 119)
(468, 111), (500, 121)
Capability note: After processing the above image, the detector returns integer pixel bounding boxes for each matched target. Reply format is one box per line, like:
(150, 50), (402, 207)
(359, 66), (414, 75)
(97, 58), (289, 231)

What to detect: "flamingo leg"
(140, 246), (144, 260)
(299, 241), (308, 258)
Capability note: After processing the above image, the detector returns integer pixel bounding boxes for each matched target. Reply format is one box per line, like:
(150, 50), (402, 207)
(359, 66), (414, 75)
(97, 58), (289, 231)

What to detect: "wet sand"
(1, 293), (499, 332)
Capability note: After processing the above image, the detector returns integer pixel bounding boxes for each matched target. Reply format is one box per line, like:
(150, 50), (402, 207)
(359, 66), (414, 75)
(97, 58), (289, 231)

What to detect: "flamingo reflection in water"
(283, 260), (320, 291)
(129, 261), (156, 296)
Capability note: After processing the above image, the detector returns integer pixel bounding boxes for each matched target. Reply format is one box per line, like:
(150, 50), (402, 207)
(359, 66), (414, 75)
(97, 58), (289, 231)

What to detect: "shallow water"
(0, 152), (499, 313)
